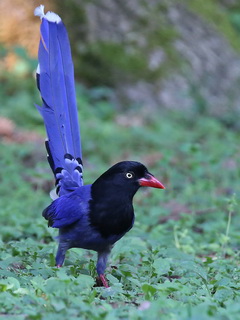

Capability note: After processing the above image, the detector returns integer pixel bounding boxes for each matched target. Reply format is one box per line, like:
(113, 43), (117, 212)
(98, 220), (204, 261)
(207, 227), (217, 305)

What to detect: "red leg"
(56, 264), (62, 268)
(100, 274), (109, 288)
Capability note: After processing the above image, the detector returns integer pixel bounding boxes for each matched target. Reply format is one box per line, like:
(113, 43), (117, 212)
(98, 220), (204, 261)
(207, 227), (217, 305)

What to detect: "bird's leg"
(55, 243), (67, 268)
(99, 274), (109, 288)
(96, 249), (111, 288)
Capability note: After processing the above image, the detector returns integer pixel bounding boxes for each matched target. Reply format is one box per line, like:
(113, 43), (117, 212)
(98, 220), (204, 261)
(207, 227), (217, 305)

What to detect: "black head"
(90, 161), (165, 238)
(93, 161), (164, 199)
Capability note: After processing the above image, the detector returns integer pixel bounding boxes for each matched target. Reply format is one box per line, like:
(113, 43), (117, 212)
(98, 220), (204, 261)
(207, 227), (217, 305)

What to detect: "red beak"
(139, 174), (165, 189)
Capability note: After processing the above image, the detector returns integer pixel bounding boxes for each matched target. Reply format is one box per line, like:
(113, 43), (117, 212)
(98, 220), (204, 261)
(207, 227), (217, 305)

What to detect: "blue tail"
(35, 6), (83, 197)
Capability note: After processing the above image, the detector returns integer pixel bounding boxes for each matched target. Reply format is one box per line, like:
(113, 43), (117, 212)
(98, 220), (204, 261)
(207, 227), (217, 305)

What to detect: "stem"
(226, 209), (232, 239)
(173, 225), (180, 249)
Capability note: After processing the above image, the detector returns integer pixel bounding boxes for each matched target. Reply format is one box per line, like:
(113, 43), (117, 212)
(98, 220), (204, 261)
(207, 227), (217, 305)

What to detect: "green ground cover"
(1, 63), (240, 319)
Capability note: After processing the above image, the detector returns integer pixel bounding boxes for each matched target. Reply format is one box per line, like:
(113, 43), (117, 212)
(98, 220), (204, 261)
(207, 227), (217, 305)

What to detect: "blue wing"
(42, 185), (92, 228)
(35, 6), (83, 197)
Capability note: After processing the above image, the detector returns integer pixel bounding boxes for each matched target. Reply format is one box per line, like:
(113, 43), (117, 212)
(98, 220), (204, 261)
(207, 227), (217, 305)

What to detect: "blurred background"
(1, 0), (240, 254)
(2, 1), (240, 316)
(2, 0), (240, 118)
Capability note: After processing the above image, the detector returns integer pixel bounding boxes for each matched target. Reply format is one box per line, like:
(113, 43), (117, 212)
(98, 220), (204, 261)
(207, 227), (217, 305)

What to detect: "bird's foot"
(95, 274), (109, 288)
(100, 274), (109, 288)
(56, 264), (62, 268)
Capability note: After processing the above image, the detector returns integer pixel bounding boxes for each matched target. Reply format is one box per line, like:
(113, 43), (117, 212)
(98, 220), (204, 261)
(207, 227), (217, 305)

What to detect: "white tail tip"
(34, 5), (61, 23)
(34, 5), (45, 19)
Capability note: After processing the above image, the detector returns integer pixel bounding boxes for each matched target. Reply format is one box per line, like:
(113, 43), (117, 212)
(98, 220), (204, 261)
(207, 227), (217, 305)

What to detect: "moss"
(147, 26), (180, 76)
(52, 0), (180, 87)
(52, 0), (240, 88)
(186, 0), (240, 52)
(54, 0), (87, 44)
(78, 33), (179, 87)
(77, 42), (150, 86)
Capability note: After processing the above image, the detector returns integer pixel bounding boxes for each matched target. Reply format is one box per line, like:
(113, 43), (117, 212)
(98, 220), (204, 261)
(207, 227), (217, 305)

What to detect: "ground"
(1, 70), (240, 319)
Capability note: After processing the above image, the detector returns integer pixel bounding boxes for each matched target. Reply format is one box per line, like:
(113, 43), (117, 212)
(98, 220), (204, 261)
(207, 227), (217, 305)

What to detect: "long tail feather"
(35, 5), (83, 197)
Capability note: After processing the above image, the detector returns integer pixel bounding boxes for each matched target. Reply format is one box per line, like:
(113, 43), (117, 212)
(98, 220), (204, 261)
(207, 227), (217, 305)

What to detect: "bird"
(34, 5), (165, 288)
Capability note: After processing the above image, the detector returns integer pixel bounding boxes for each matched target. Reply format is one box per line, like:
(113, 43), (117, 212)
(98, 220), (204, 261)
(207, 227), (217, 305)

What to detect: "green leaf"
(142, 283), (157, 300)
(214, 287), (234, 302)
(153, 258), (171, 276)
(75, 274), (95, 289)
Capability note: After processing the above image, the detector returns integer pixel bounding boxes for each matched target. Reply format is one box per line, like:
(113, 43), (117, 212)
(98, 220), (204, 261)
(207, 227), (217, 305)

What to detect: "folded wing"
(42, 186), (91, 228)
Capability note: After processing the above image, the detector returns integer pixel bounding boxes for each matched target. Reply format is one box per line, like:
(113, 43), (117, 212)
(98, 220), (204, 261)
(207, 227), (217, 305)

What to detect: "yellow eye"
(126, 172), (133, 179)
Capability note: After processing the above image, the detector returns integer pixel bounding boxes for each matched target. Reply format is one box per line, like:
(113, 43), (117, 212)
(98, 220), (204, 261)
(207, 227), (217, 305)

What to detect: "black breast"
(89, 195), (134, 238)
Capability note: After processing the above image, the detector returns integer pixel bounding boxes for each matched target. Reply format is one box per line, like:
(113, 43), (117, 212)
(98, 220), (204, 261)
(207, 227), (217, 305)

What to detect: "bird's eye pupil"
(126, 172), (133, 179)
